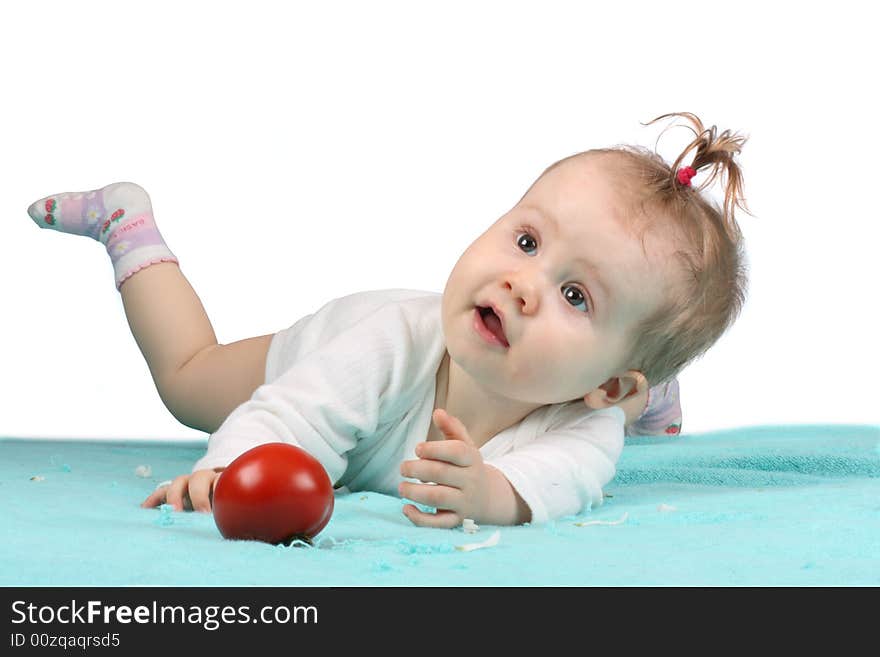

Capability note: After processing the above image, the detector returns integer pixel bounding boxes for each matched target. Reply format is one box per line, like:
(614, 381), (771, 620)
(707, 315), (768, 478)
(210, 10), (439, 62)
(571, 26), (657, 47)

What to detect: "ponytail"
(642, 111), (753, 233)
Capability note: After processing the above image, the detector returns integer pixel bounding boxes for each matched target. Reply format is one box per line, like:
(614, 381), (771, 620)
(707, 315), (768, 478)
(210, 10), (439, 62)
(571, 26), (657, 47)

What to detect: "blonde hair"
(546, 112), (754, 387)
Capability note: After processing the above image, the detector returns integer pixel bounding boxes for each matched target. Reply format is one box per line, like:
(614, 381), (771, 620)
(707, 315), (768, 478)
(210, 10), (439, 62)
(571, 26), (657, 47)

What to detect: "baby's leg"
(27, 183), (272, 433)
(120, 263), (274, 433)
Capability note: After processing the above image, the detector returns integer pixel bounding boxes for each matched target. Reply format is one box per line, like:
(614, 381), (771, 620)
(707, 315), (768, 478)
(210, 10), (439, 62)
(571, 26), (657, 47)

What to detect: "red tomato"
(212, 443), (334, 545)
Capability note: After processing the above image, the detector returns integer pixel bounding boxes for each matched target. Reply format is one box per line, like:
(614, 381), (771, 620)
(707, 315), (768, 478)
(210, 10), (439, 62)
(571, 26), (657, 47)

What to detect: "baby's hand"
(140, 468), (224, 513)
(398, 409), (493, 528)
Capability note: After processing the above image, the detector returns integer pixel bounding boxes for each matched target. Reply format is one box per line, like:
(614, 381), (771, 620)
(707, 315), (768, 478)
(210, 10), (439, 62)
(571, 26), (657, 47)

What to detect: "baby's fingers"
(188, 470), (219, 513)
(165, 474), (194, 512)
(403, 504), (461, 529)
(140, 483), (169, 509)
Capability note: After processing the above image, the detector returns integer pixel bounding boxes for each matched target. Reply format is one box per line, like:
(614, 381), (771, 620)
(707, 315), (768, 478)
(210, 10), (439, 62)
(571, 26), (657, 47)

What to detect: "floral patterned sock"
(624, 377), (682, 437)
(27, 182), (179, 290)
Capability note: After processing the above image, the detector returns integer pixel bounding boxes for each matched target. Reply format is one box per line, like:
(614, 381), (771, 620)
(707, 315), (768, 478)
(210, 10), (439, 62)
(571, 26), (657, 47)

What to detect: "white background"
(2, 0), (877, 441)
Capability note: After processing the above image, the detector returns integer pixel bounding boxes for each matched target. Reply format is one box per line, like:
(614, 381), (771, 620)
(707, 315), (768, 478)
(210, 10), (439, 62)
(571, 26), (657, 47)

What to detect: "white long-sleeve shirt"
(193, 289), (625, 524)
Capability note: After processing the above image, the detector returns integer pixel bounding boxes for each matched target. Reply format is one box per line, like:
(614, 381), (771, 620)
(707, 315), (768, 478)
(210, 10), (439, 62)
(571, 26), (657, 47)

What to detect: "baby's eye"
(515, 228), (591, 315)
(516, 231), (538, 255)
(562, 284), (589, 313)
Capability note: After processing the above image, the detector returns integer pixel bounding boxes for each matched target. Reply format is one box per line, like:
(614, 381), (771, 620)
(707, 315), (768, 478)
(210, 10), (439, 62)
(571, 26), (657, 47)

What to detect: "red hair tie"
(676, 165), (697, 187)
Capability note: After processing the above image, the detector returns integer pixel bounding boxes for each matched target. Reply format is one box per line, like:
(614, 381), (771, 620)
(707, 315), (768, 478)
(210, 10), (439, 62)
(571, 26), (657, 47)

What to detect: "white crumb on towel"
(574, 512), (629, 527)
(455, 529), (500, 552)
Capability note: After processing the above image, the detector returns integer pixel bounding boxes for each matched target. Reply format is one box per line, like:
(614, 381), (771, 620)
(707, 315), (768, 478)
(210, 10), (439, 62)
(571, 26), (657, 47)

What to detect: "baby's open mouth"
(477, 306), (509, 347)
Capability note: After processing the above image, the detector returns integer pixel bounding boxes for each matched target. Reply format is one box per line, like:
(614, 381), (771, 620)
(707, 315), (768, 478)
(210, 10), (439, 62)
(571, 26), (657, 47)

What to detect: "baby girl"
(26, 112), (750, 528)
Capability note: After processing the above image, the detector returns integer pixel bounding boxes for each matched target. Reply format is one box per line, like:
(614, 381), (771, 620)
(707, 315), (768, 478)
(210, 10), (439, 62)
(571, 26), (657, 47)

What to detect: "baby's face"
(441, 154), (675, 404)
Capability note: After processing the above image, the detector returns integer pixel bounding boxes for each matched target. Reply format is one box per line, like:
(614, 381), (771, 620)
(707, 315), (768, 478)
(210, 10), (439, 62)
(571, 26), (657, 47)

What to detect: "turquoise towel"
(1, 423), (878, 586)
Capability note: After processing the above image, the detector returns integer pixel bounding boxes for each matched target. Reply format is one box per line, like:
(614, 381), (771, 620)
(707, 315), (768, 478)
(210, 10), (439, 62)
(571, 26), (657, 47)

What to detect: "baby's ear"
(583, 371), (648, 408)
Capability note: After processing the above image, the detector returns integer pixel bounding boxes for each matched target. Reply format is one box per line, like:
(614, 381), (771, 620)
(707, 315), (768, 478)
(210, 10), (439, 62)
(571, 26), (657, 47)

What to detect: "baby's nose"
(504, 278), (540, 314)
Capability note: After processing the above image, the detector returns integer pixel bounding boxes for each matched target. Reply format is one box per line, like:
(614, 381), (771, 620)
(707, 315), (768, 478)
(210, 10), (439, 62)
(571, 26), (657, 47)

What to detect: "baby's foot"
(27, 182), (153, 243)
(27, 182), (178, 290)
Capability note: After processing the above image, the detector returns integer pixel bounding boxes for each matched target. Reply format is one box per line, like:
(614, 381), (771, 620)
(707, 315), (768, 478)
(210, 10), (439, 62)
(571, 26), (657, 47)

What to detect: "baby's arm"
(402, 407), (623, 526)
(483, 407), (625, 525)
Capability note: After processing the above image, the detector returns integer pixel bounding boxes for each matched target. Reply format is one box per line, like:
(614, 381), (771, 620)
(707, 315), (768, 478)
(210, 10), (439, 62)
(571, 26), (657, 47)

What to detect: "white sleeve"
(191, 304), (418, 486)
(484, 407), (625, 525)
